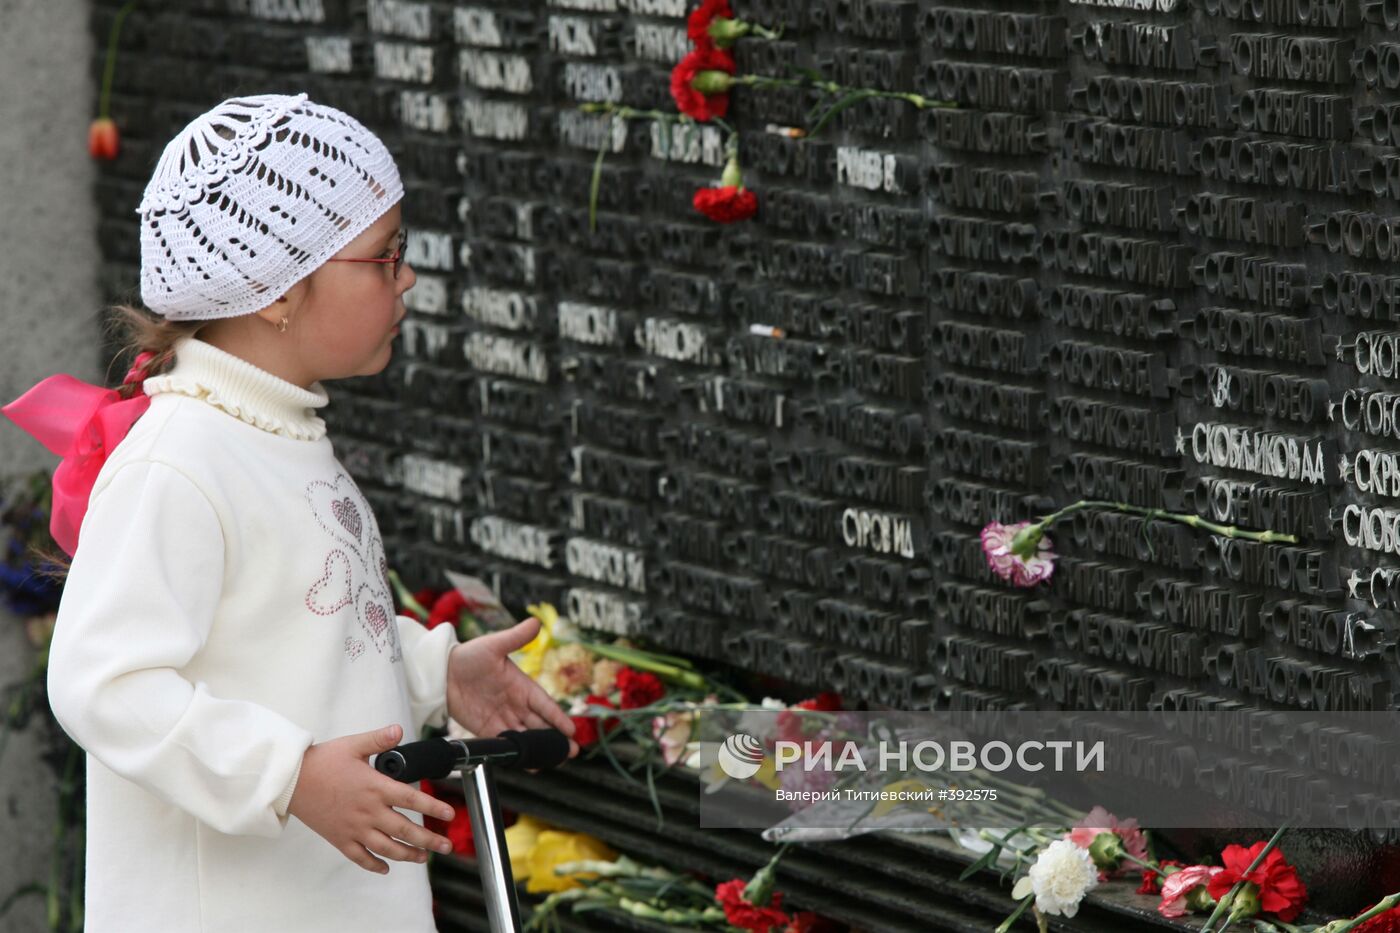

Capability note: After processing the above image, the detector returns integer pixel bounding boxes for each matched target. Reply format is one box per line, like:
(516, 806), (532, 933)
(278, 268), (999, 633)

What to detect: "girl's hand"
(445, 618), (580, 758)
(287, 723), (457, 874)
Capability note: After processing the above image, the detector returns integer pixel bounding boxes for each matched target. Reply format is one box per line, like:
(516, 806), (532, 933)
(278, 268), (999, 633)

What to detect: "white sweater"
(47, 336), (458, 933)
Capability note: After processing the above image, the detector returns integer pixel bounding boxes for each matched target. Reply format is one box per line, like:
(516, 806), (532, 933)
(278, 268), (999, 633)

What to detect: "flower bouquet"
(525, 842), (842, 933)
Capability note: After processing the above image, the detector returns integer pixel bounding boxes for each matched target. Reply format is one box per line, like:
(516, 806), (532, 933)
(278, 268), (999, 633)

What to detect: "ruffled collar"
(143, 336), (330, 441)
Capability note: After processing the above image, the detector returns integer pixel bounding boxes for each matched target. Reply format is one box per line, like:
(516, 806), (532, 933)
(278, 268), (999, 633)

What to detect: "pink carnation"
(979, 520), (1056, 588)
(1158, 865), (1221, 918)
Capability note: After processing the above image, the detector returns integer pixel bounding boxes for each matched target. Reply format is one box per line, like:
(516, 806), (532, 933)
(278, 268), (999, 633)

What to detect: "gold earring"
(278, 317), (288, 333)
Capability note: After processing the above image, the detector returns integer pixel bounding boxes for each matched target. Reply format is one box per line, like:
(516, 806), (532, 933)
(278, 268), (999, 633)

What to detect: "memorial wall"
(90, 0), (1400, 924)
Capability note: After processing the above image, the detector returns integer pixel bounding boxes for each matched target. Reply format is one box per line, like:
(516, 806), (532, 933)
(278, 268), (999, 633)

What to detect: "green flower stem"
(578, 102), (689, 124)
(994, 894), (1034, 933)
(973, 826), (1065, 857)
(551, 858), (653, 879)
(976, 828), (1038, 858)
(1119, 851), (1160, 873)
(576, 641), (712, 692)
(960, 768), (1086, 822)
(99, 1), (139, 119)
(1200, 825), (1290, 933)
(524, 888), (590, 931)
(1324, 891), (1400, 932)
(728, 74), (954, 110)
(939, 791), (1052, 831)
(386, 569), (430, 620)
(617, 898), (725, 923)
(1025, 499), (1298, 546)
(743, 843), (791, 906)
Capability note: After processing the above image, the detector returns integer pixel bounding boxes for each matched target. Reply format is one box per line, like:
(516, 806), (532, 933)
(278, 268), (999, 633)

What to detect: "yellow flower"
(525, 830), (618, 894)
(504, 814), (550, 881)
(753, 755), (781, 791)
(514, 602), (561, 678)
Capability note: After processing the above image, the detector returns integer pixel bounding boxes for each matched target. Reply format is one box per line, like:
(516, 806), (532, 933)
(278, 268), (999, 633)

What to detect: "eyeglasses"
(327, 228), (407, 278)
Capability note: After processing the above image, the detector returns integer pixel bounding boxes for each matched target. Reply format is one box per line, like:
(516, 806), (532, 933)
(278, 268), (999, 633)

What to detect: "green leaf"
(644, 761), (664, 829)
(958, 846), (1003, 881)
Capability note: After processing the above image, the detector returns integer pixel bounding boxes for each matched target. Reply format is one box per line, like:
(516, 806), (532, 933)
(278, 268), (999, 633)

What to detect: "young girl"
(4, 93), (574, 932)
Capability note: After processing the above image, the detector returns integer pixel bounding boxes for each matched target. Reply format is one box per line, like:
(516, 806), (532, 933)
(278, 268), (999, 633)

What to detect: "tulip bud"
(88, 117), (120, 160)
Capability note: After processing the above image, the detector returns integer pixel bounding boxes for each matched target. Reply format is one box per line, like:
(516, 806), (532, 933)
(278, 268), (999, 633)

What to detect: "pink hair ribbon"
(2, 353), (155, 556)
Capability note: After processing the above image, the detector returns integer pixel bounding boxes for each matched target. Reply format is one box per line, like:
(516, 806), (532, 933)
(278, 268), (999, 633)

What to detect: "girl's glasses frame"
(327, 228), (407, 278)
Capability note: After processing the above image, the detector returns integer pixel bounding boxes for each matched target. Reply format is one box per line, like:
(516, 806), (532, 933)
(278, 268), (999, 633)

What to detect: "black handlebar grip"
(374, 738), (459, 783)
(499, 729), (570, 770)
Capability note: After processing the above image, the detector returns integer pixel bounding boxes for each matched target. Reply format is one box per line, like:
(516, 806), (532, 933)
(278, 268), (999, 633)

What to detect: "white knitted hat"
(136, 93), (404, 321)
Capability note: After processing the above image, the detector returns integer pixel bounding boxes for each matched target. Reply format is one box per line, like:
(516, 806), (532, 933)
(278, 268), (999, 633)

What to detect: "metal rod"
(462, 763), (523, 933)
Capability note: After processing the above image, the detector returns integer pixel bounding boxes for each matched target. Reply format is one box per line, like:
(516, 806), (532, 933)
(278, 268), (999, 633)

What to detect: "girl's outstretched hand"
(287, 723), (457, 874)
(444, 618), (580, 759)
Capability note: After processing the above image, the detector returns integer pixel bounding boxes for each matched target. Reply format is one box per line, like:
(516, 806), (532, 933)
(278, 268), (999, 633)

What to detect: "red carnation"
(445, 806), (475, 856)
(671, 47), (735, 122)
(1356, 906), (1400, 932)
(796, 692), (842, 712)
(777, 693), (843, 744)
(1205, 841), (1308, 923)
(572, 715), (600, 748)
(402, 587), (441, 623)
(694, 185), (758, 223)
(688, 0), (733, 46)
(617, 667), (665, 709)
(716, 878), (791, 933)
(428, 590), (467, 630)
(421, 782), (475, 857)
(1138, 859), (1187, 895)
(570, 694), (619, 748)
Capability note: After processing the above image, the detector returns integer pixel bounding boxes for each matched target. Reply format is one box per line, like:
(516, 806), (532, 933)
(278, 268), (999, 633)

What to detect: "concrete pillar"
(0, 0), (101, 929)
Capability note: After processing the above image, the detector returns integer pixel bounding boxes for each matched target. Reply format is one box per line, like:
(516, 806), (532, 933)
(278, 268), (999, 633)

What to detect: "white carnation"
(1013, 839), (1099, 918)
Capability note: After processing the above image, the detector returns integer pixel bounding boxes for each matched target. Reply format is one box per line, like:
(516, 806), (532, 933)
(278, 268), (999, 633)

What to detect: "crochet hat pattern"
(136, 93), (403, 321)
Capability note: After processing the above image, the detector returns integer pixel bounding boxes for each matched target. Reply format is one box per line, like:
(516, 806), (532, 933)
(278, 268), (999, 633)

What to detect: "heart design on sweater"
(355, 584), (402, 661)
(365, 601), (389, 637)
(331, 497), (363, 541)
(305, 471), (402, 665)
(306, 550), (353, 616)
(305, 474), (370, 558)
